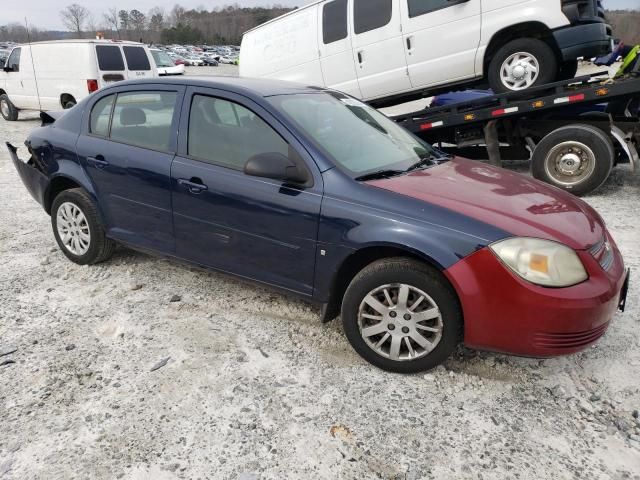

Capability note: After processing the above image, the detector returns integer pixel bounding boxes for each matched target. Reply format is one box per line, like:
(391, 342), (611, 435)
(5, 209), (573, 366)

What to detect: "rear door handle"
(87, 155), (109, 169)
(178, 177), (208, 194)
(357, 51), (364, 65)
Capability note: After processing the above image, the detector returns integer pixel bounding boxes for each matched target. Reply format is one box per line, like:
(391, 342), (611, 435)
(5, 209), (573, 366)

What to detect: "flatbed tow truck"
(392, 48), (640, 196)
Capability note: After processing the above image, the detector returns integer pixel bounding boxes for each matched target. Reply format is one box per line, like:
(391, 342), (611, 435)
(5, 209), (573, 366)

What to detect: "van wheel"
(488, 38), (557, 93)
(558, 60), (579, 81)
(341, 258), (462, 373)
(63, 100), (77, 109)
(51, 188), (116, 265)
(531, 124), (614, 196)
(0, 94), (19, 121)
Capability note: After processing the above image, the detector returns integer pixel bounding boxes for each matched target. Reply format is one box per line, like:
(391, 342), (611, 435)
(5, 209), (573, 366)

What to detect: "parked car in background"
(151, 48), (185, 76)
(202, 57), (219, 66)
(185, 56), (204, 66)
(0, 39), (157, 120)
(8, 77), (628, 373)
(240, 0), (612, 105)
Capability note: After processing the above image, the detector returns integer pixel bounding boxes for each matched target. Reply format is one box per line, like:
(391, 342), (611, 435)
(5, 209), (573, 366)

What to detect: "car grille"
(532, 322), (609, 350)
(589, 236), (614, 271)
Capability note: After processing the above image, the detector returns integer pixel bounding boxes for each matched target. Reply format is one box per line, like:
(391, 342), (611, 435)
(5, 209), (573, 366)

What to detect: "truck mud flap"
(6, 142), (49, 207)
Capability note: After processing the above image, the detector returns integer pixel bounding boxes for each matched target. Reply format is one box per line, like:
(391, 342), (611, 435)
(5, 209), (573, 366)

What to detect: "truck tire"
(531, 124), (614, 196)
(0, 94), (19, 121)
(488, 38), (557, 93)
(558, 59), (579, 81)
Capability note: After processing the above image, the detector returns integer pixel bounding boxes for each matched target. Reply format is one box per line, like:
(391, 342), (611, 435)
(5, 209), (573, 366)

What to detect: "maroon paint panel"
(443, 244), (626, 357)
(366, 157), (605, 250)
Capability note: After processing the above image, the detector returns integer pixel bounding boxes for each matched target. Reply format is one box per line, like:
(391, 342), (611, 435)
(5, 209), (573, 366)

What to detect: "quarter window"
(96, 45), (125, 71)
(188, 95), (289, 170)
(354, 0), (392, 34)
(109, 91), (177, 151)
(7, 48), (20, 72)
(123, 46), (151, 71)
(90, 94), (115, 137)
(323, 0), (348, 44)
(408, 0), (459, 18)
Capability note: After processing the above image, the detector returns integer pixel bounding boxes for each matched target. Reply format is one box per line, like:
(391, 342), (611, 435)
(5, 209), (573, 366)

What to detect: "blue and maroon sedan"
(8, 77), (629, 373)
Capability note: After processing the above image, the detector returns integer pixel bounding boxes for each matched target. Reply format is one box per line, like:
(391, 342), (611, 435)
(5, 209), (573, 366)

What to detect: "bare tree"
(60, 4), (90, 36)
(103, 7), (120, 38)
(118, 10), (130, 40)
(129, 9), (147, 41)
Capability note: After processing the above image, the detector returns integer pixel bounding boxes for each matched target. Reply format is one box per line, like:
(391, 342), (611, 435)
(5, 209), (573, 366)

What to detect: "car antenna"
(24, 17), (43, 113)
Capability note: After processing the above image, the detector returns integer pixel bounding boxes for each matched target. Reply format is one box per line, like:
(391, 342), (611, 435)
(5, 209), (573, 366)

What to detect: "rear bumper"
(552, 23), (612, 61)
(445, 243), (627, 357)
(7, 142), (49, 208)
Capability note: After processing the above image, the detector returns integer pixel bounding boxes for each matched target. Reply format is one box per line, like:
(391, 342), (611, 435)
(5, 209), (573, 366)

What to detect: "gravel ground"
(0, 66), (639, 479)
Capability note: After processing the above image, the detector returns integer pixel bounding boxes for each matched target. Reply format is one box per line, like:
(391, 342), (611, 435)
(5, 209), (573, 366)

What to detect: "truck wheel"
(558, 60), (579, 81)
(341, 258), (462, 373)
(488, 38), (557, 93)
(0, 94), (19, 121)
(51, 188), (116, 265)
(531, 124), (614, 196)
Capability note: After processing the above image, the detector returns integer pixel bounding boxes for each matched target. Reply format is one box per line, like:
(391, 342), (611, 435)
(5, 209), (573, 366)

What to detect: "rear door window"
(323, 0), (348, 44)
(90, 94), (115, 137)
(96, 45), (125, 71)
(123, 46), (151, 71)
(109, 91), (177, 151)
(354, 0), (392, 34)
(408, 0), (458, 17)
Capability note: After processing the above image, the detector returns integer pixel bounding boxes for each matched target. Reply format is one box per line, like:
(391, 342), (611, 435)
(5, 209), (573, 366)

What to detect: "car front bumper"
(444, 239), (627, 357)
(553, 22), (612, 61)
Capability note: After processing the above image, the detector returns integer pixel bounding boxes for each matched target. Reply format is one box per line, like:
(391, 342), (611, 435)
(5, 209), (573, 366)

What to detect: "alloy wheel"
(56, 202), (91, 256)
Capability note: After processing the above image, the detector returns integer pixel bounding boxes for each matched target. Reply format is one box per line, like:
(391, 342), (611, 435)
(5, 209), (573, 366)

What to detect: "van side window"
(123, 46), (151, 71)
(109, 91), (177, 151)
(96, 46), (125, 71)
(408, 0), (457, 17)
(323, 0), (348, 44)
(354, 0), (392, 34)
(188, 95), (289, 170)
(7, 48), (21, 72)
(90, 95), (115, 137)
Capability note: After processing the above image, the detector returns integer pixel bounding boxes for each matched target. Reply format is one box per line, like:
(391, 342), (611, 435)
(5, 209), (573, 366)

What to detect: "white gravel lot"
(0, 66), (639, 479)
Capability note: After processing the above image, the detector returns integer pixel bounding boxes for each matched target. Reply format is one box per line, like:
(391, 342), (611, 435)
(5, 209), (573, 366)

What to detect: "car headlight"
(489, 237), (588, 287)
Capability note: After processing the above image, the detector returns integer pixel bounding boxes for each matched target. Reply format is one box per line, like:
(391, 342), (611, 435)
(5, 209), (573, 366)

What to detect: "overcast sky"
(3, 0), (638, 31)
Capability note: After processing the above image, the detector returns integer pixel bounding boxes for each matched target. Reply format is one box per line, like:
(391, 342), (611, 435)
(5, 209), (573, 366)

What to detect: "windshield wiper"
(355, 169), (405, 181)
(405, 154), (452, 172)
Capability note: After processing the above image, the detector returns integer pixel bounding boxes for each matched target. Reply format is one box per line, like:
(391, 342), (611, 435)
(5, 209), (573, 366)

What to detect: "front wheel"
(51, 188), (116, 265)
(0, 94), (19, 121)
(531, 124), (614, 196)
(488, 38), (557, 93)
(341, 258), (462, 373)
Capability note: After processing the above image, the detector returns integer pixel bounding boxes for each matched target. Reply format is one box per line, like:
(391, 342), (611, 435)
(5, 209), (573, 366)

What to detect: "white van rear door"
(122, 45), (154, 79)
(318, 0), (362, 98)
(401, 0), (481, 89)
(95, 45), (127, 87)
(351, 0), (411, 100)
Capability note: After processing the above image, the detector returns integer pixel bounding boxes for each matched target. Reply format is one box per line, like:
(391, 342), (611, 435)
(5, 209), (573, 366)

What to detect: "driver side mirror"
(244, 152), (310, 185)
(3, 66), (15, 73)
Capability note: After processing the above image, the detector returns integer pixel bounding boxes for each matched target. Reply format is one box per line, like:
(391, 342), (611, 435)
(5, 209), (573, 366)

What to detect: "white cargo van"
(0, 39), (157, 121)
(240, 0), (611, 105)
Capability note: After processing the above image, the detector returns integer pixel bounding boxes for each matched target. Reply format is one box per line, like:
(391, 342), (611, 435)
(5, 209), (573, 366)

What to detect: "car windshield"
(268, 92), (444, 178)
(151, 50), (175, 68)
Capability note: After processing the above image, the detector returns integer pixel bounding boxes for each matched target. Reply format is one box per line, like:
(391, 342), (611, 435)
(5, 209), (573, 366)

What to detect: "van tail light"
(87, 79), (99, 93)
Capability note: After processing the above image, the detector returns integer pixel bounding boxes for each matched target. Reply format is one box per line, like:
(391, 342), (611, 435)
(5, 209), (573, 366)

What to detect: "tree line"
(0, 3), (295, 45)
(606, 10), (640, 46)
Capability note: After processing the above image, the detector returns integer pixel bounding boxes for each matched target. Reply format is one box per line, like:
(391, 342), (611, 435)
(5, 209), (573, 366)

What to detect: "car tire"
(341, 257), (462, 373)
(63, 100), (76, 109)
(488, 38), (557, 93)
(558, 59), (579, 81)
(51, 188), (116, 265)
(531, 124), (614, 196)
(0, 94), (19, 121)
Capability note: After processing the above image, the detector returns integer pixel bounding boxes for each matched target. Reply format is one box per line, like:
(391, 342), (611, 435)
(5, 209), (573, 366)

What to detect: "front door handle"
(357, 50), (364, 65)
(178, 177), (208, 194)
(87, 155), (109, 169)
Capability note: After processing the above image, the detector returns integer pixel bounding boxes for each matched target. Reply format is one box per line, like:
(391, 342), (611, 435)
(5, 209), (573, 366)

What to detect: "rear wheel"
(488, 38), (557, 93)
(531, 124), (614, 196)
(557, 59), (579, 81)
(341, 258), (462, 373)
(51, 188), (116, 265)
(0, 94), (19, 121)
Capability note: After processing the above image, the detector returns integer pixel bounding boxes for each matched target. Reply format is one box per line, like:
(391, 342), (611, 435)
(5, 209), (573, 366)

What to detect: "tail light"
(87, 79), (99, 93)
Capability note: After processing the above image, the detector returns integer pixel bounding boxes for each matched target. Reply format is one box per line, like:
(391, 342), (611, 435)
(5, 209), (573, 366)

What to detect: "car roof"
(106, 76), (328, 98)
(25, 39), (146, 46)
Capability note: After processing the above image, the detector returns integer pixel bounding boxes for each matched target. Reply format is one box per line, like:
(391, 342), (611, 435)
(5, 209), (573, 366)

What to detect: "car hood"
(365, 157), (604, 250)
